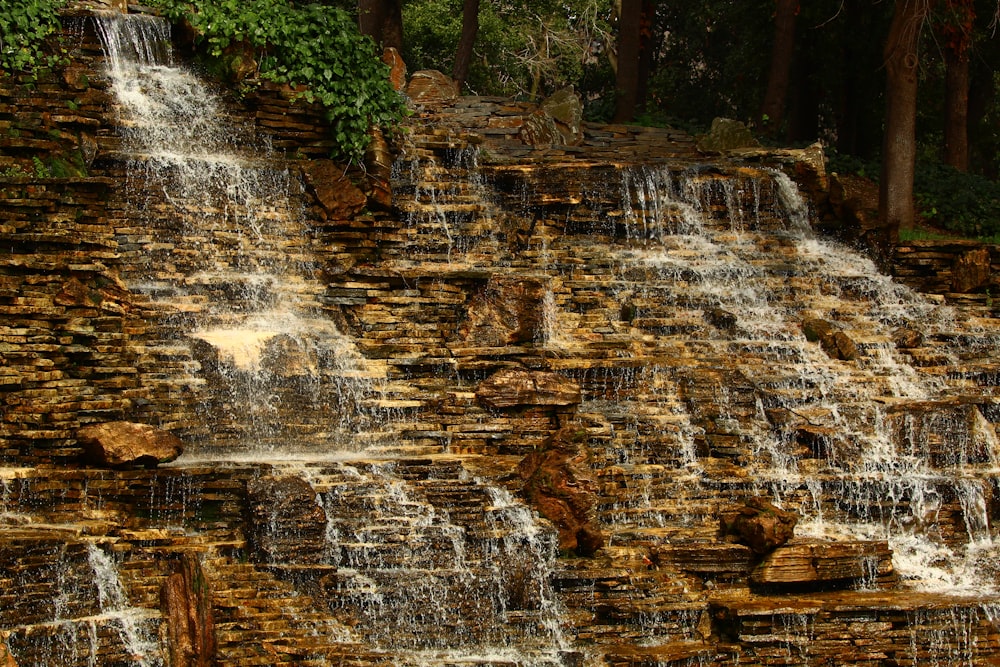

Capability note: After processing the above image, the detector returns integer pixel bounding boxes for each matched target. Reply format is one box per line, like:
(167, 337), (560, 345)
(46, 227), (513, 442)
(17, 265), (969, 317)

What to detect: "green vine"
(0, 0), (68, 75)
(146, 0), (406, 162)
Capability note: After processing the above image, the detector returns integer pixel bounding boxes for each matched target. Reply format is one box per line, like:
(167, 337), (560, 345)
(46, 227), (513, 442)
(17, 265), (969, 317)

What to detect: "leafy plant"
(914, 160), (1000, 239)
(146, 0), (405, 162)
(0, 0), (68, 75)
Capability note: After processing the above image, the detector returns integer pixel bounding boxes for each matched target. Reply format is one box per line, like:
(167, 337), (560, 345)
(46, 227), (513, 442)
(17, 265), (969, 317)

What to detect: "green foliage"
(914, 161), (1000, 239)
(146, 0), (405, 161)
(0, 0), (68, 75)
(403, 0), (613, 101)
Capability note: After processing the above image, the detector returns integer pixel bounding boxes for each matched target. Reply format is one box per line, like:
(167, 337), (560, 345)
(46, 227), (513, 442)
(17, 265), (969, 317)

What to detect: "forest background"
(3, 0), (1000, 245)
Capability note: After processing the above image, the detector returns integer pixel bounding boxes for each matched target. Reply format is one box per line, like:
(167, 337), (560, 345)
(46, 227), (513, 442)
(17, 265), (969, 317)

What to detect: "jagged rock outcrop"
(721, 498), (799, 555)
(404, 70), (459, 106)
(476, 368), (581, 409)
(459, 276), (547, 346)
(76, 421), (183, 468)
(244, 475), (329, 565)
(517, 425), (604, 555)
(161, 554), (216, 667)
(802, 316), (860, 360)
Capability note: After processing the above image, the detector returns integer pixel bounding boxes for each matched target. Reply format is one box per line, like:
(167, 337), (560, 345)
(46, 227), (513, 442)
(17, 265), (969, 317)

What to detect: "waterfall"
(95, 12), (385, 454)
(85, 543), (163, 667)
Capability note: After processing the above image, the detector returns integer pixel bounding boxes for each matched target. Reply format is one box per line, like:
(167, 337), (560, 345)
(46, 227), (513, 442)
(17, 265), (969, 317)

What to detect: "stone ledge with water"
(2, 5), (1000, 666)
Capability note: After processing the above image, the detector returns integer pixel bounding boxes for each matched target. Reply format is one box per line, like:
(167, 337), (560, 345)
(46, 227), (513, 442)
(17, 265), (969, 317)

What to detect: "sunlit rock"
(518, 424), (604, 555)
(76, 421), (183, 468)
(721, 498), (798, 555)
(459, 276), (547, 346)
(802, 316), (859, 360)
(476, 368), (581, 409)
(404, 70), (459, 105)
(160, 554), (216, 667)
(751, 540), (895, 590)
(301, 159), (367, 221)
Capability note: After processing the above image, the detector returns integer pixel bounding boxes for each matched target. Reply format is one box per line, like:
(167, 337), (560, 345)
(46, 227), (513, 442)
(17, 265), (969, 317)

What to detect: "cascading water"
(601, 162), (1000, 596)
(95, 12), (385, 453)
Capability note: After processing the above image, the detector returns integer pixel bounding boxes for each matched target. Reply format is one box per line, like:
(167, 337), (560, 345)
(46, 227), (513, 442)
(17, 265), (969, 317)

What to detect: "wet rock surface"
(3, 8), (1000, 667)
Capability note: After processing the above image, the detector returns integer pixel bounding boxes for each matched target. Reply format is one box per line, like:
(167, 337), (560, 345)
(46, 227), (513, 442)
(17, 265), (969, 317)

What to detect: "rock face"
(76, 421), (183, 468)
(476, 368), (581, 409)
(404, 69), (459, 105)
(244, 475), (329, 565)
(5, 11), (1000, 667)
(459, 276), (547, 345)
(801, 316), (860, 360)
(721, 499), (799, 555)
(517, 425), (604, 555)
(160, 554), (216, 667)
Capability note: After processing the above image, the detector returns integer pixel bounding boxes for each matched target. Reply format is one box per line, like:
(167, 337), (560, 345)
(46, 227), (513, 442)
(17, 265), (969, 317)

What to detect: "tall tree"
(358, 0), (403, 50)
(613, 0), (655, 122)
(939, 0), (976, 171)
(879, 0), (931, 253)
(452, 0), (480, 90)
(759, 0), (799, 137)
(613, 0), (643, 122)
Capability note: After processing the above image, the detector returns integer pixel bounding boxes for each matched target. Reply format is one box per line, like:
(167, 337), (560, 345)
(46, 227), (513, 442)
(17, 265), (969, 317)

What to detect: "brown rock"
(892, 327), (924, 349)
(459, 276), (547, 346)
(802, 317), (859, 361)
(76, 421), (183, 468)
(476, 368), (581, 409)
(404, 70), (459, 106)
(301, 159), (367, 221)
(520, 87), (584, 146)
(518, 425), (604, 555)
(382, 47), (407, 91)
(245, 475), (329, 565)
(720, 498), (798, 555)
(160, 554), (216, 667)
(750, 540), (895, 589)
(951, 247), (992, 293)
(0, 630), (17, 667)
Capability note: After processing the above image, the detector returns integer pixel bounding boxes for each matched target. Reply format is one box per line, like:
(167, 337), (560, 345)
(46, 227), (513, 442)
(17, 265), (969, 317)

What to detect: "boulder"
(951, 247), (992, 293)
(520, 87), (584, 146)
(76, 421), (183, 468)
(301, 159), (367, 221)
(697, 118), (760, 152)
(0, 630), (17, 667)
(892, 327), (924, 349)
(477, 368), (581, 409)
(750, 540), (895, 589)
(459, 276), (547, 346)
(720, 498), (798, 555)
(518, 425), (604, 555)
(802, 317), (859, 361)
(405, 70), (459, 106)
(382, 47), (407, 91)
(245, 475), (329, 565)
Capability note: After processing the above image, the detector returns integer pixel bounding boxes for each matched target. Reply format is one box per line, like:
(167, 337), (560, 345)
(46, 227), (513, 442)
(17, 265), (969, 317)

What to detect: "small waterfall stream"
(96, 12), (387, 454)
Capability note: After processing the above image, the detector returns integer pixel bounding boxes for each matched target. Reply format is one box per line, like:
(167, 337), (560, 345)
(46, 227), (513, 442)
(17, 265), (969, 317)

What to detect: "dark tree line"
(347, 0), (999, 237)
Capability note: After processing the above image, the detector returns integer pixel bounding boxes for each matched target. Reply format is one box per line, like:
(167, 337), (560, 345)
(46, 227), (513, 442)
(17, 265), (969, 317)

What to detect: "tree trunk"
(759, 0), (798, 137)
(941, 0), (974, 172)
(613, 0), (642, 122)
(452, 0), (480, 91)
(879, 0), (930, 256)
(944, 45), (970, 171)
(358, 0), (403, 51)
